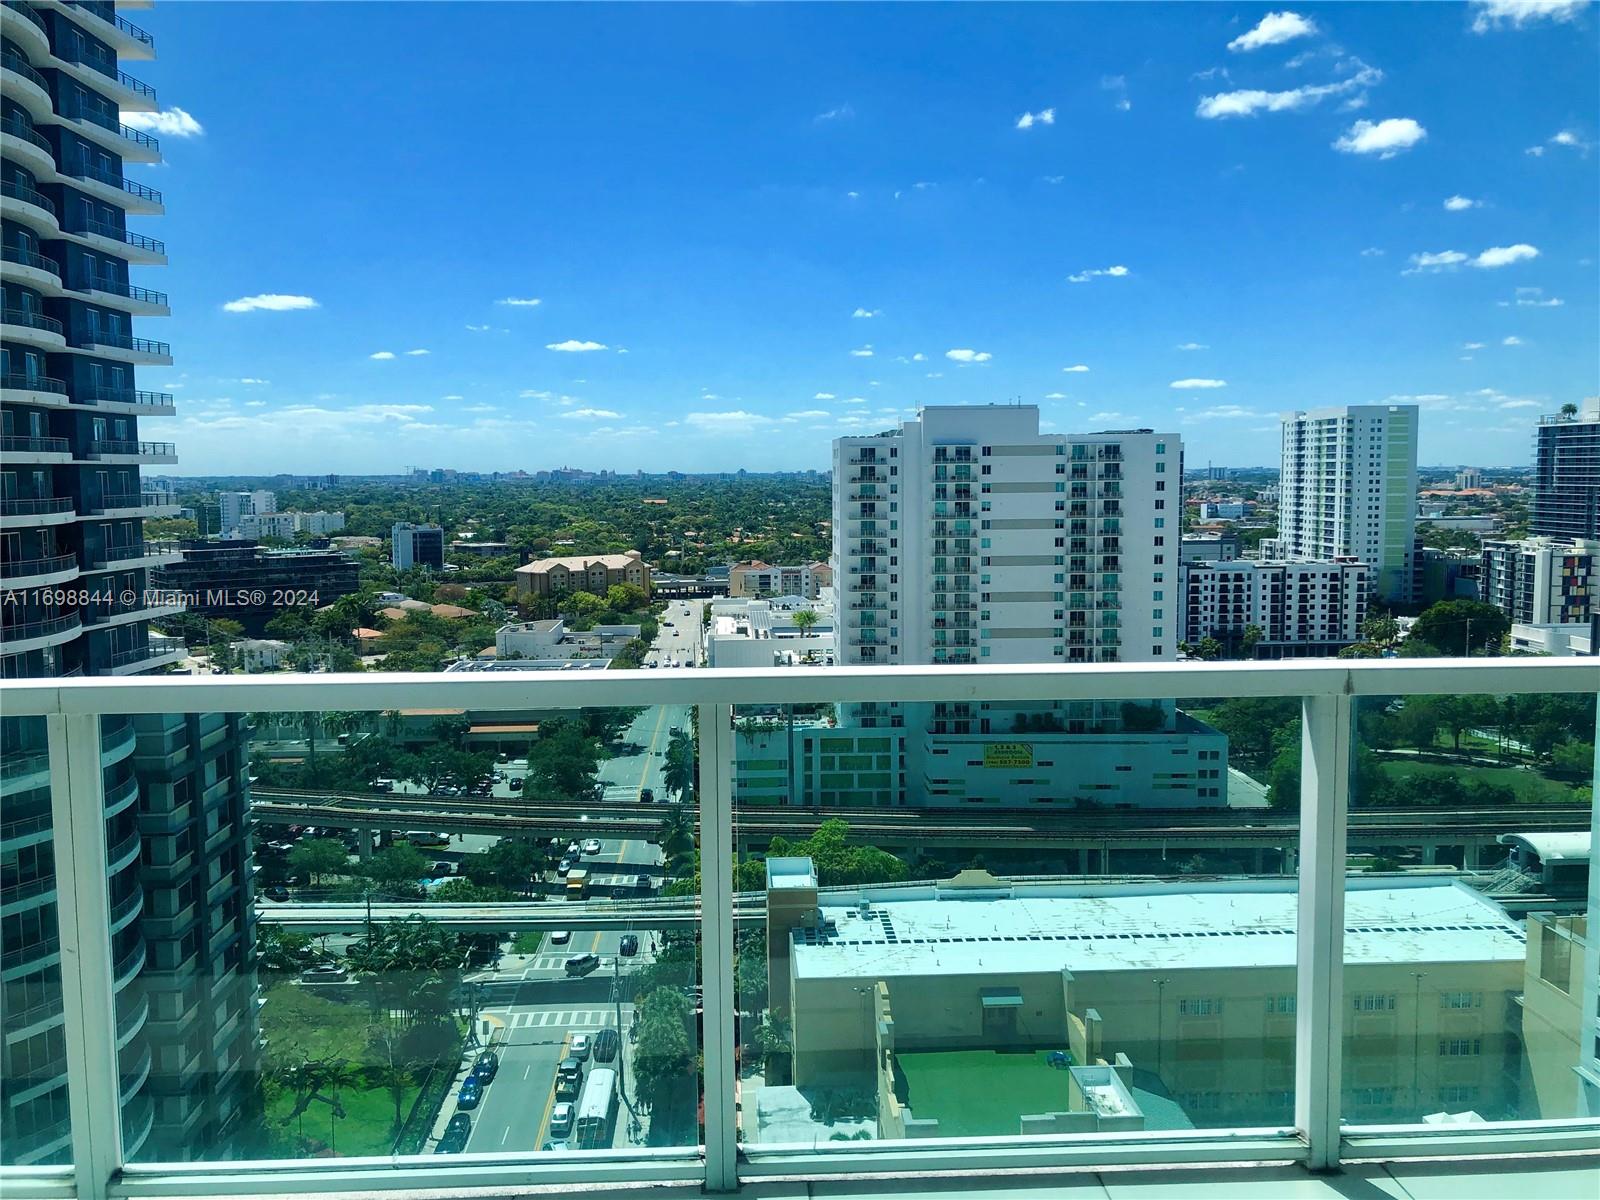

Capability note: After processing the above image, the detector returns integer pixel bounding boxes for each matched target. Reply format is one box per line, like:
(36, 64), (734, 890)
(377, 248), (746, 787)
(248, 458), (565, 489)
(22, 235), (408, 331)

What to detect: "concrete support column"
(357, 828), (374, 859)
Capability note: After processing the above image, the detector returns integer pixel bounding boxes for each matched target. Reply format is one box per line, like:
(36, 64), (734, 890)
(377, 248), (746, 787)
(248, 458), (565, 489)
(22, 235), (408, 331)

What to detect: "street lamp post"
(1154, 977), (1170, 1078)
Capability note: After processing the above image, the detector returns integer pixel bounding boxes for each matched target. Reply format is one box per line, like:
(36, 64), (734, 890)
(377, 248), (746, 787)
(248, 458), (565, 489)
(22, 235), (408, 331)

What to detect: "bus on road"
(565, 869), (589, 901)
(572, 1066), (618, 1149)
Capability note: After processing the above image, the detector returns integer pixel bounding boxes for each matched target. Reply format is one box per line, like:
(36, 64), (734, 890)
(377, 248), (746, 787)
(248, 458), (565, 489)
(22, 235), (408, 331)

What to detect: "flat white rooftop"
(792, 879), (1524, 980)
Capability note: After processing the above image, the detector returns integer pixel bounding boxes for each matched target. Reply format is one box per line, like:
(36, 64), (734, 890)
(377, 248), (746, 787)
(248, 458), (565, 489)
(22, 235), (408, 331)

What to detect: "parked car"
(564, 953), (600, 978)
(472, 1051), (499, 1083)
(633, 876), (652, 893)
(542, 1139), (570, 1153)
(429, 861), (454, 878)
(263, 885), (291, 903)
(549, 930), (571, 945)
(555, 1073), (580, 1102)
(456, 1076), (482, 1110)
(509, 777), (524, 791)
(436, 1113), (471, 1153)
(592, 1028), (621, 1064)
(569, 1034), (591, 1061)
(549, 1102), (575, 1137)
(639, 788), (654, 803)
(298, 965), (347, 984)
(566, 841), (581, 856)
(371, 779), (395, 793)
(582, 838), (603, 855)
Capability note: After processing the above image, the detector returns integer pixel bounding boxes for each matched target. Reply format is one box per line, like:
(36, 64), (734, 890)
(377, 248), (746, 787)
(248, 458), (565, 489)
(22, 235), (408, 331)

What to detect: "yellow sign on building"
(982, 742), (1034, 769)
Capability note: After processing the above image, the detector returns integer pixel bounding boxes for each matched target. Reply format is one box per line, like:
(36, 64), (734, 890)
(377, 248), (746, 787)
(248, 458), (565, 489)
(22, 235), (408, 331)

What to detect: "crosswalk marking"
(483, 1005), (634, 1030)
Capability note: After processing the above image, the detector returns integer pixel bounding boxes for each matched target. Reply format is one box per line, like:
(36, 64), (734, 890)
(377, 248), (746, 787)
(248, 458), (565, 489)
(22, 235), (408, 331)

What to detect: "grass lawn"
(512, 931), (545, 955)
(894, 1050), (1073, 1138)
(1374, 758), (1581, 804)
(259, 982), (439, 1157)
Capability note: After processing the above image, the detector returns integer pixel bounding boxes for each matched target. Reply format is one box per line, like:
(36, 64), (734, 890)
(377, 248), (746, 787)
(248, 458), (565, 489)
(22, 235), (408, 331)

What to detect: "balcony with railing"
(73, 276), (170, 314)
(0, 662), (1595, 1197)
(70, 328), (172, 364)
(67, 218), (167, 262)
(82, 439), (178, 462)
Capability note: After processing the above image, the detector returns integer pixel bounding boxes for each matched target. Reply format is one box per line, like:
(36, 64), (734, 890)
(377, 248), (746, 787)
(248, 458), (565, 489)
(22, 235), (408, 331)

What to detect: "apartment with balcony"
(1180, 558), (1369, 659)
(1532, 398), (1600, 540)
(1481, 537), (1599, 627)
(1, 0), (257, 1166)
(822, 406), (1227, 808)
(1271, 405), (1418, 604)
(728, 559), (831, 600)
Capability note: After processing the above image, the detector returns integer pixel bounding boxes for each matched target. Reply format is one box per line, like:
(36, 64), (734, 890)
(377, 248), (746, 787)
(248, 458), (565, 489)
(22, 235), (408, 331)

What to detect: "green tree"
(1551, 740), (1595, 776)
(1410, 599), (1509, 658)
(663, 728), (695, 801)
(527, 718), (603, 797)
(791, 609), (820, 636)
(460, 837), (545, 893)
(362, 844), (430, 893)
(289, 837), (351, 887)
(1338, 642), (1383, 659)
(632, 988), (695, 1110)
(1239, 624), (1264, 659)
(656, 804), (697, 872)
(1359, 613), (1401, 648)
(1393, 697), (1442, 753)
(257, 925), (315, 973)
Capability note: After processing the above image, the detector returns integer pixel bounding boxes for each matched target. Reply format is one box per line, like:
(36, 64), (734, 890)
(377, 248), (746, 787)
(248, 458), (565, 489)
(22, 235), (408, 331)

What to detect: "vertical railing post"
(697, 703), (738, 1191)
(47, 713), (123, 1200)
(1295, 693), (1351, 1171)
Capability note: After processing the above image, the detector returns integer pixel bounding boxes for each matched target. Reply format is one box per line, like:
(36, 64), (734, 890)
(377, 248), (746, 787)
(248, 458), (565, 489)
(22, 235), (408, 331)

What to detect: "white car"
(582, 838), (603, 855)
(549, 930), (570, 945)
(549, 1102), (574, 1137)
(569, 1033), (591, 1061)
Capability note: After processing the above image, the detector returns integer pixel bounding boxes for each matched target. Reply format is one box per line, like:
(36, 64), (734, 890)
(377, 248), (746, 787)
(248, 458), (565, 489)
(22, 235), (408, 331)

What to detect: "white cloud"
(850, 346), (875, 358)
(1444, 195), (1481, 210)
(1015, 107), (1057, 130)
(222, 293), (318, 313)
(1502, 335), (1524, 346)
(1360, 246), (1386, 257)
(685, 410), (773, 431)
(1101, 75), (1131, 111)
(1062, 364), (1091, 373)
(1473, 243), (1539, 268)
(1550, 129), (1587, 147)
(813, 392), (836, 401)
(238, 378), (269, 385)
(404, 348), (429, 356)
(560, 407), (622, 420)
(787, 409), (831, 420)
(1184, 404), (1260, 421)
(1463, 341), (1486, 350)
(846, 190), (860, 199)
(844, 397), (868, 404)
(120, 107), (203, 137)
(1088, 411), (1130, 424)
(1470, 1), (1590, 33)
(1500, 398), (1540, 408)
(1066, 265), (1129, 283)
(465, 323), (492, 332)
(1228, 11), (1319, 52)
(496, 297), (542, 307)
(1042, 174), (1065, 184)
(1514, 287), (1565, 307)
(815, 104), (855, 123)
(545, 339), (608, 352)
(243, 399), (267, 408)
(1175, 342), (1208, 351)
(945, 348), (993, 364)
(1170, 378), (1228, 389)
(369, 351), (395, 360)
(1404, 250), (1470, 273)
(852, 307), (881, 318)
(1043, 392), (1068, 399)
(1197, 65), (1381, 118)
(1334, 117), (1427, 157)
(441, 394), (465, 401)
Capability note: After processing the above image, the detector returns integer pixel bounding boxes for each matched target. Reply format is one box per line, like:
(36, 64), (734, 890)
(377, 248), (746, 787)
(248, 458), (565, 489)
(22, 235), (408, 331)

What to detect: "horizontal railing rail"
(0, 372), (66, 394)
(71, 218), (166, 256)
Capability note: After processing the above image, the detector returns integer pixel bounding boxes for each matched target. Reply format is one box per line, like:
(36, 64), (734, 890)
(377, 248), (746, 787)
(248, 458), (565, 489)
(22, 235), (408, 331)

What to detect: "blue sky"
(134, 2), (1598, 475)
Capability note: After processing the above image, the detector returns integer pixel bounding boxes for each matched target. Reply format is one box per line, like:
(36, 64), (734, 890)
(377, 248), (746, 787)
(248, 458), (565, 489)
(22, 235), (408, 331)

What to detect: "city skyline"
(114, 2), (1595, 474)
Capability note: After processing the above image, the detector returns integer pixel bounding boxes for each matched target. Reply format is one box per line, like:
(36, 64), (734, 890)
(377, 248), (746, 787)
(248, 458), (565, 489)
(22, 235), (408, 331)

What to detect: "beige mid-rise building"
(514, 550), (652, 598)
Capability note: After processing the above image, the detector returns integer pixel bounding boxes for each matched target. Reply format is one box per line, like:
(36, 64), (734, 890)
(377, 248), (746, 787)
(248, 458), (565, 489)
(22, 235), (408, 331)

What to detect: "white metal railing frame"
(0, 658), (1595, 1198)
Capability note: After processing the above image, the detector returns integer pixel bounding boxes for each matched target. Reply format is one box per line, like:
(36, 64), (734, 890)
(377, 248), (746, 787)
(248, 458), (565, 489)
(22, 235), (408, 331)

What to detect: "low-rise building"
(1480, 537), (1600, 626)
(514, 550), (652, 598)
(706, 595), (835, 668)
(729, 560), (833, 600)
(770, 868), (1529, 1133)
(1198, 500), (1251, 521)
(1180, 558), (1368, 658)
(235, 638), (291, 672)
(449, 540), (513, 558)
(494, 618), (639, 663)
(1508, 622), (1597, 657)
(1418, 547), (1482, 605)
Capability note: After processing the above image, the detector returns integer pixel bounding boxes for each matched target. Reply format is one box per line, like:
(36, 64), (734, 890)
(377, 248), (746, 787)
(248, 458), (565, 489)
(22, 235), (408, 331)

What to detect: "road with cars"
(645, 598), (706, 668)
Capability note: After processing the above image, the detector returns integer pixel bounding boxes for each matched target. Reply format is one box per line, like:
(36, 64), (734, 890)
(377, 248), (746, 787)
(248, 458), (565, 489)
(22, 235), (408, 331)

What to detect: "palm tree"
(791, 609), (819, 636)
(315, 1058), (360, 1154)
(663, 728), (695, 801)
(656, 805), (696, 872)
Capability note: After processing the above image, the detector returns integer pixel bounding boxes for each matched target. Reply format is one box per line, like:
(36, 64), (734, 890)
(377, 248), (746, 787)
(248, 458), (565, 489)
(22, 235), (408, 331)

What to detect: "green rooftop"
(894, 1050), (1075, 1138)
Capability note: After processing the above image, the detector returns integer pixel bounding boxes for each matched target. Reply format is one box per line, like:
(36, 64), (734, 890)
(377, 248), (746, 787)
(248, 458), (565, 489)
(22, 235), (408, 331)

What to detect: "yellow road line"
(638, 705), (670, 799)
(533, 1033), (569, 1149)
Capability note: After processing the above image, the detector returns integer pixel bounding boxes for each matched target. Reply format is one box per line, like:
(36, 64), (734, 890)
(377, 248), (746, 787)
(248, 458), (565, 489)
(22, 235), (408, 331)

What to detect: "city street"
(645, 598), (707, 668)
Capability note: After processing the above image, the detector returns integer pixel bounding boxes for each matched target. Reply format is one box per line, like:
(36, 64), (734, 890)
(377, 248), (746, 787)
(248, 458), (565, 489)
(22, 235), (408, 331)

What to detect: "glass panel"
(115, 704), (699, 1161)
(731, 685), (1302, 1147)
(1343, 690), (1598, 1126)
(1, 715), (72, 1165)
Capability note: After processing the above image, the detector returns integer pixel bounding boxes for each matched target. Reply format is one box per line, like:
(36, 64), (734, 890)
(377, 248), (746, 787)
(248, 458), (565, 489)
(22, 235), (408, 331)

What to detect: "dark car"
(456, 1076), (482, 1110)
(472, 1051), (499, 1083)
(264, 885), (290, 902)
(557, 1056), (583, 1082)
(564, 953), (600, 978)
(619, 934), (639, 957)
(555, 1074), (581, 1102)
(592, 1028), (621, 1064)
(430, 861), (454, 879)
(436, 1112), (472, 1153)
(639, 787), (654, 803)
(508, 777), (524, 791)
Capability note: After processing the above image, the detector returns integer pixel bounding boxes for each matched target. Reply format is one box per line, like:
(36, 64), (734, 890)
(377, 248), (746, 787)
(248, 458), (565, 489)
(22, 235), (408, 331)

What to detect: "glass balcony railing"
(63, 163), (164, 207)
(0, 661), (1594, 1193)
(70, 218), (166, 257)
(1, 308), (63, 336)
(1, 243), (61, 278)
(0, 371), (66, 394)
